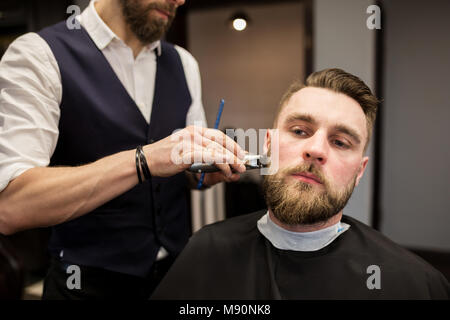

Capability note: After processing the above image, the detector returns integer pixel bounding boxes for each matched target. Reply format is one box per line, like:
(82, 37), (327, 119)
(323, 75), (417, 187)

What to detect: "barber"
(0, 0), (245, 299)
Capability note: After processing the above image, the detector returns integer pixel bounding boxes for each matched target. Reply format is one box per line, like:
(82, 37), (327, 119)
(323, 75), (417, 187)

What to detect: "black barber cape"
(152, 210), (449, 299)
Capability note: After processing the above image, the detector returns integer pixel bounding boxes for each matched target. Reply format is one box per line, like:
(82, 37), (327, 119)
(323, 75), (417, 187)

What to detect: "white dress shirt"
(0, 0), (206, 192)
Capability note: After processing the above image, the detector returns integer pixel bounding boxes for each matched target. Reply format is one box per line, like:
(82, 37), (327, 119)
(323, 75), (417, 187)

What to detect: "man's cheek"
(278, 143), (298, 164)
(330, 166), (356, 189)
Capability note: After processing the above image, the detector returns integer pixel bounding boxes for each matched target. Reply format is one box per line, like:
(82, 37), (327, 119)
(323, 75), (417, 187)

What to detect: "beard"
(119, 0), (176, 45)
(262, 162), (357, 225)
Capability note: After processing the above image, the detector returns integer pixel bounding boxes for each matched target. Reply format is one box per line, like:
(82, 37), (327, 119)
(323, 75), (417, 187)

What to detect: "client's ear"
(263, 129), (272, 155)
(355, 157), (369, 186)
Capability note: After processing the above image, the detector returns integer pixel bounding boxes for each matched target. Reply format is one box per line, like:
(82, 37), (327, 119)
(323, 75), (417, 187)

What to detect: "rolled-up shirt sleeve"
(0, 32), (61, 192)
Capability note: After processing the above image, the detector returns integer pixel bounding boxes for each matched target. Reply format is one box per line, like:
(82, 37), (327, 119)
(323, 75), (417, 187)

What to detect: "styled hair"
(274, 68), (379, 151)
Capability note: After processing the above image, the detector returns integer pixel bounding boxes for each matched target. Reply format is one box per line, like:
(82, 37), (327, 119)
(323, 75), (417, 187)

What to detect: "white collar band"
(257, 211), (350, 252)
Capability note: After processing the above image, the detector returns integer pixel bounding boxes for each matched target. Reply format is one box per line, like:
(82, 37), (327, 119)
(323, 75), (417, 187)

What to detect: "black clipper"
(187, 154), (270, 173)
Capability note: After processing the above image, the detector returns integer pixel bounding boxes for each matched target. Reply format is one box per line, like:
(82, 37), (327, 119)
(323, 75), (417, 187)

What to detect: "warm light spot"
(232, 18), (247, 31)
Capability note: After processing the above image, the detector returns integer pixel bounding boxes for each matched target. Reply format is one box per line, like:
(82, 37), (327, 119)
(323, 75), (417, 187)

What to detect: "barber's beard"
(262, 163), (357, 225)
(119, 0), (176, 45)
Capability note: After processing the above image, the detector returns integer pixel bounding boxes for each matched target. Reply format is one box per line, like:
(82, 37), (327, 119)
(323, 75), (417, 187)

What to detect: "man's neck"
(95, 0), (144, 58)
(268, 210), (343, 233)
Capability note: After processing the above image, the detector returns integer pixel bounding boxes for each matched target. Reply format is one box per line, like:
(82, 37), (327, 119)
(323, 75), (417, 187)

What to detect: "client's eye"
(293, 129), (307, 136)
(333, 139), (349, 149)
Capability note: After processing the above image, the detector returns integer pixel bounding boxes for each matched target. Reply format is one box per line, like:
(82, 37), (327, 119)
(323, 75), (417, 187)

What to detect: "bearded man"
(152, 68), (450, 299)
(0, 0), (246, 299)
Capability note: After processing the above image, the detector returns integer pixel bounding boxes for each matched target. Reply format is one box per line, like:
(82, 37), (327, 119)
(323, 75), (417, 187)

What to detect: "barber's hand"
(143, 126), (246, 178)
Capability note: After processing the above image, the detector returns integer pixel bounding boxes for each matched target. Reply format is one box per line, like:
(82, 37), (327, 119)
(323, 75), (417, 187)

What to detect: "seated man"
(151, 68), (450, 299)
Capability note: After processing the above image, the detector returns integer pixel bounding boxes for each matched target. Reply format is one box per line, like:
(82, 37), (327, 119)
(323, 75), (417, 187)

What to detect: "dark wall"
(380, 0), (450, 251)
(380, 0), (450, 281)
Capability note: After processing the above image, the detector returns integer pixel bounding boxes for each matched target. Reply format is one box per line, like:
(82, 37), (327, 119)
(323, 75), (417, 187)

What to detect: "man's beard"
(119, 0), (176, 45)
(262, 163), (357, 225)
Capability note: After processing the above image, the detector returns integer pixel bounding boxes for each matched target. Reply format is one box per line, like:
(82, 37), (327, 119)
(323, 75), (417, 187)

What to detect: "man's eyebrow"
(284, 113), (317, 125)
(333, 124), (362, 145)
(284, 112), (363, 145)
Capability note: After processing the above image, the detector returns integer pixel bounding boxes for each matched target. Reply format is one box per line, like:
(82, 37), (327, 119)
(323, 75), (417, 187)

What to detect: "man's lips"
(291, 172), (322, 184)
(153, 8), (172, 19)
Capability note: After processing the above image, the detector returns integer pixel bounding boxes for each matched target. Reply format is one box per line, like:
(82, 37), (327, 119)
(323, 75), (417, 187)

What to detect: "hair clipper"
(187, 154), (270, 173)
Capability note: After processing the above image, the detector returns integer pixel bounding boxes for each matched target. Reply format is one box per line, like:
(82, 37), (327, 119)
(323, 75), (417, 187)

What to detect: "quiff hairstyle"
(274, 68), (379, 152)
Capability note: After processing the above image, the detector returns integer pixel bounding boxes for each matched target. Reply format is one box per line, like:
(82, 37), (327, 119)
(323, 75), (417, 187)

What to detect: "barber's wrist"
(142, 144), (155, 177)
(135, 147), (143, 183)
(135, 145), (151, 183)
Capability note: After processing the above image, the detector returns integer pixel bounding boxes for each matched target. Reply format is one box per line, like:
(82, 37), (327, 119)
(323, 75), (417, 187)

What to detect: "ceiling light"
(232, 18), (247, 31)
(229, 12), (250, 32)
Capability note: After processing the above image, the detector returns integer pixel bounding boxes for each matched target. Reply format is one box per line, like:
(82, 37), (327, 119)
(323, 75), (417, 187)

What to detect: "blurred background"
(0, 0), (449, 299)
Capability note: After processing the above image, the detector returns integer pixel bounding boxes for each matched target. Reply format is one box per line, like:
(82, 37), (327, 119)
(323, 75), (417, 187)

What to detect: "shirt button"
(149, 138), (155, 144)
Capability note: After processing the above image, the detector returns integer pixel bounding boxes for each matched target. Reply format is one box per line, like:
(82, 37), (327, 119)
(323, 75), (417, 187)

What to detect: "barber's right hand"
(143, 126), (246, 178)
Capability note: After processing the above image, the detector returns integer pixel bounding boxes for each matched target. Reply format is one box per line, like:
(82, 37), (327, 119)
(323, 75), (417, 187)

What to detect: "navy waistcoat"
(38, 22), (192, 277)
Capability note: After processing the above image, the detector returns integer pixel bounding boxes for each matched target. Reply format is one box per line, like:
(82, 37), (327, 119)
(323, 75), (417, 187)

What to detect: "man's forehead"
(279, 87), (367, 137)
